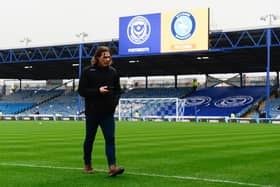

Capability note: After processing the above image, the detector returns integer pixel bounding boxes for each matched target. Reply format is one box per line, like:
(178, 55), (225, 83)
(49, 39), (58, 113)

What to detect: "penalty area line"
(0, 162), (271, 187)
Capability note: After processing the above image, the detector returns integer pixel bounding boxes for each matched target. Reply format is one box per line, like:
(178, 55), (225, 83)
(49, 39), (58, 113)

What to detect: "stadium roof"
(0, 27), (280, 80)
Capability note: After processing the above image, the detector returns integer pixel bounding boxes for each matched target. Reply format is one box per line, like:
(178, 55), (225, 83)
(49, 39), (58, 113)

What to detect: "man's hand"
(99, 86), (110, 95)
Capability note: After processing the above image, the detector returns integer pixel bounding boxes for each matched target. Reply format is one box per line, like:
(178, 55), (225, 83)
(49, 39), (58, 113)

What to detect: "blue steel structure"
(1, 28), (280, 63)
(0, 41), (118, 63)
(266, 29), (271, 118)
(77, 43), (83, 114)
(1, 27), (280, 117)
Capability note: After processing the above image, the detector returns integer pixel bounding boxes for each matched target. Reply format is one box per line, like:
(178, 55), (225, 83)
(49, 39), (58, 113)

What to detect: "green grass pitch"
(0, 120), (279, 187)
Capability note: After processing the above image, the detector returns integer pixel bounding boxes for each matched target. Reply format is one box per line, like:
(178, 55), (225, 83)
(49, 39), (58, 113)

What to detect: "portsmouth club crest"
(171, 12), (196, 40)
(215, 96), (253, 108)
(184, 96), (211, 107)
(127, 16), (151, 44)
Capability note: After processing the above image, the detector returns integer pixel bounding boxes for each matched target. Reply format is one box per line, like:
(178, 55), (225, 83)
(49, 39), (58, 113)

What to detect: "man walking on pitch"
(78, 46), (124, 177)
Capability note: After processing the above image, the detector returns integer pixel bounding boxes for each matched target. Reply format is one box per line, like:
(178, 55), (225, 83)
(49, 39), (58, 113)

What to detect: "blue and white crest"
(171, 12), (196, 40)
(184, 96), (211, 107)
(127, 16), (151, 45)
(215, 96), (253, 108)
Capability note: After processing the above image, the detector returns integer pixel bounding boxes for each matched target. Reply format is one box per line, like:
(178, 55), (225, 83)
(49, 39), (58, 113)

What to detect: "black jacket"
(78, 64), (121, 116)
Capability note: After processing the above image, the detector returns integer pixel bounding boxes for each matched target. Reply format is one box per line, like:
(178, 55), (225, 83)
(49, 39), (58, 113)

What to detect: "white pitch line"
(0, 163), (272, 187)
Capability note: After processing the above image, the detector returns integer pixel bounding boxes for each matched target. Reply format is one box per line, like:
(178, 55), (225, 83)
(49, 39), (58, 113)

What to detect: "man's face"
(97, 51), (111, 67)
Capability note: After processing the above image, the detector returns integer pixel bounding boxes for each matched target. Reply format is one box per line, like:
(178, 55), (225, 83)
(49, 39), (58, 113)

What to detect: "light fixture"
(20, 37), (32, 47)
(260, 14), (279, 25)
(72, 63), (79, 67)
(196, 56), (209, 60)
(128, 60), (140, 63)
(75, 32), (88, 42)
(24, 65), (32, 69)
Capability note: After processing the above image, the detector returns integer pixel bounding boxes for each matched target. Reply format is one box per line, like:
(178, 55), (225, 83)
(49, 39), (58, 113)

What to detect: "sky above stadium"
(0, 0), (280, 49)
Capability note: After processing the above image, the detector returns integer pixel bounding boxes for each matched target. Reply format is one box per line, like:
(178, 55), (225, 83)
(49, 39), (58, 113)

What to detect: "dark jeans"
(83, 114), (116, 167)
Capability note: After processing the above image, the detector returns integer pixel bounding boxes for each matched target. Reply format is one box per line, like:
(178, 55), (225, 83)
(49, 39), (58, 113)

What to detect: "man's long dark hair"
(91, 46), (112, 65)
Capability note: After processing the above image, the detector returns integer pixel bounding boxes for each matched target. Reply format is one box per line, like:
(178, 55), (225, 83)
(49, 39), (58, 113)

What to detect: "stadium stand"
(183, 86), (267, 117)
(0, 89), (64, 114)
(0, 103), (34, 114)
(268, 97), (280, 118)
(0, 27), (279, 122)
(19, 91), (84, 116)
(0, 86), (270, 119)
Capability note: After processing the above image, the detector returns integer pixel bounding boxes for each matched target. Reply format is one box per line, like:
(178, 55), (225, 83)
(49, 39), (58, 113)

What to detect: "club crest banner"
(119, 13), (161, 55)
(119, 8), (209, 55)
(161, 8), (209, 52)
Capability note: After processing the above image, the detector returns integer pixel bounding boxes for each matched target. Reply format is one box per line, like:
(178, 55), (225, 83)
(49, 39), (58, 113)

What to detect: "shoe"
(108, 167), (125, 177)
(84, 164), (94, 174)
